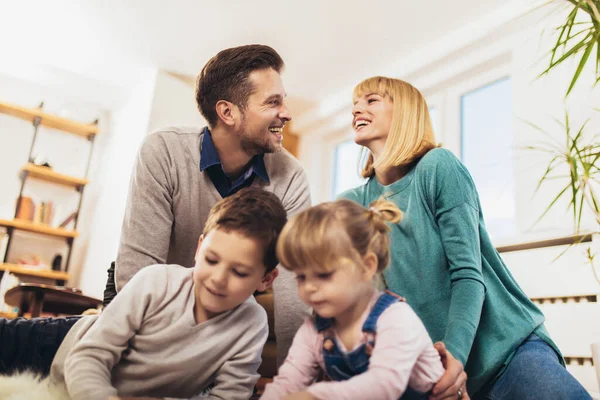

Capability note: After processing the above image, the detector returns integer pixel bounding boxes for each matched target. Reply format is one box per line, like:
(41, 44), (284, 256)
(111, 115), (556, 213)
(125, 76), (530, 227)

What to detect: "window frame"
(327, 130), (367, 200)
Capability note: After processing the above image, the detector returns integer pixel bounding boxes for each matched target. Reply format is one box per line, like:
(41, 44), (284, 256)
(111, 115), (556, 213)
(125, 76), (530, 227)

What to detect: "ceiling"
(1, 0), (514, 121)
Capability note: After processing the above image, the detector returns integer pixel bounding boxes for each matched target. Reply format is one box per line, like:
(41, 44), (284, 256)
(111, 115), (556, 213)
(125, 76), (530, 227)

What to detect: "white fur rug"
(0, 372), (69, 400)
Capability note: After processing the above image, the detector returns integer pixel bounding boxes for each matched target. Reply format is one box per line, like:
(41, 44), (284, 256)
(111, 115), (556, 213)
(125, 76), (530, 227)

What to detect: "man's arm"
(115, 133), (174, 291)
(273, 166), (312, 365)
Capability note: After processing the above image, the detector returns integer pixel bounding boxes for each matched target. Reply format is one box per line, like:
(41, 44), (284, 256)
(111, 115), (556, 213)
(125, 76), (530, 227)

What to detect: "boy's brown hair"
(203, 187), (287, 272)
(196, 44), (285, 128)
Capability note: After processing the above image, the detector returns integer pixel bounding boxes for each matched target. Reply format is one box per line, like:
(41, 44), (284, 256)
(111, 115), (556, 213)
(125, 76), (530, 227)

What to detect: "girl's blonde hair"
(353, 76), (438, 178)
(276, 199), (402, 274)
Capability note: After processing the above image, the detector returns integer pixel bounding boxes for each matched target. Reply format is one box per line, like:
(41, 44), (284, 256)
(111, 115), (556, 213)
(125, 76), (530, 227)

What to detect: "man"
(113, 44), (311, 364)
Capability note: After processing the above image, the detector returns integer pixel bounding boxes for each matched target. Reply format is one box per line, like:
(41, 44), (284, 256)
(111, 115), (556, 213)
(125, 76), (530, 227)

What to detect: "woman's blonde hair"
(276, 199), (403, 274)
(353, 76), (438, 178)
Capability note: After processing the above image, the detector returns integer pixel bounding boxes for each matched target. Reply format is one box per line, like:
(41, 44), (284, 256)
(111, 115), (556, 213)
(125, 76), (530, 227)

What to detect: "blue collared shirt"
(199, 127), (270, 198)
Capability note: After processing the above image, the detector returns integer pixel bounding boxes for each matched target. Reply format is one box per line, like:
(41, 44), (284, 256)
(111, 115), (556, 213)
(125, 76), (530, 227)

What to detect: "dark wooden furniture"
(4, 283), (102, 317)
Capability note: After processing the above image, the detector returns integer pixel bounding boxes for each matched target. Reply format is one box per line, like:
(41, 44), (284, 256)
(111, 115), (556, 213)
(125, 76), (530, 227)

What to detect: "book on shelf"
(16, 196), (34, 221)
(39, 201), (53, 225)
(15, 197), (55, 226)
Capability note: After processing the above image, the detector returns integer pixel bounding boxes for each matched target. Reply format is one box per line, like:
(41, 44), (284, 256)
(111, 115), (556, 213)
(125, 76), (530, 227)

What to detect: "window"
(331, 139), (366, 198)
(460, 77), (516, 238)
(429, 106), (438, 135)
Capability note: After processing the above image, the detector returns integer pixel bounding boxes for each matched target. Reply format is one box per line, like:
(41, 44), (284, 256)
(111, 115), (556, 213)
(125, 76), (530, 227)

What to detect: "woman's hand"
(282, 391), (317, 400)
(430, 342), (469, 400)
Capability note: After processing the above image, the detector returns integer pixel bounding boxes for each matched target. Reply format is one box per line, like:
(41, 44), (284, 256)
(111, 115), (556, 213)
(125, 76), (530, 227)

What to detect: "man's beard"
(239, 117), (281, 155)
(240, 133), (278, 155)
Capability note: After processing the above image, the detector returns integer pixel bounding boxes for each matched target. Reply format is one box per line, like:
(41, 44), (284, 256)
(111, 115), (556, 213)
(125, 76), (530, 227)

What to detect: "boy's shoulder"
(231, 296), (268, 326)
(226, 297), (268, 336)
(137, 263), (192, 279)
(129, 264), (193, 298)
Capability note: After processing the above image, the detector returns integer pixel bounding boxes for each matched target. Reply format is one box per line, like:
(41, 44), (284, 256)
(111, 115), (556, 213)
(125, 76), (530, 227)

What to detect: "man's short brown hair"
(196, 44), (285, 128)
(203, 187), (287, 272)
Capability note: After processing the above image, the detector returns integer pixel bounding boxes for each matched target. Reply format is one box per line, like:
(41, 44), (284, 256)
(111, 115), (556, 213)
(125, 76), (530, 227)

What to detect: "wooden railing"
(496, 233), (592, 254)
(495, 234), (598, 370)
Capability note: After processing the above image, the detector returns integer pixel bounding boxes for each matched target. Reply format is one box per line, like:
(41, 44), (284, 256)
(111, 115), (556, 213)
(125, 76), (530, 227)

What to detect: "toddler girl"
(262, 199), (444, 400)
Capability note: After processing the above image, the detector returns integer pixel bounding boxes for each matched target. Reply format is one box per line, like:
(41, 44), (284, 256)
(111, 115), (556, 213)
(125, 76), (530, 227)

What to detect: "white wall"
(74, 68), (158, 297)
(76, 69), (205, 298)
(147, 72), (206, 133)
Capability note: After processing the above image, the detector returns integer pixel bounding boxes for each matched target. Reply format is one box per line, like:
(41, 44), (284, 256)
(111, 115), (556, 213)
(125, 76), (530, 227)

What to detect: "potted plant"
(532, 0), (600, 389)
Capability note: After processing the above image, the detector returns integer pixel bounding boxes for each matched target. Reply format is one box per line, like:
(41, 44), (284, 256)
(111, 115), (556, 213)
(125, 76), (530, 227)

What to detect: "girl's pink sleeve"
(261, 318), (323, 399)
(307, 302), (444, 400)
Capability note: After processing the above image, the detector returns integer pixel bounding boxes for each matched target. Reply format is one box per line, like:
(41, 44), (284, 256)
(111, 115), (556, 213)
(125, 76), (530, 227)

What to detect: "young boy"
(48, 187), (286, 400)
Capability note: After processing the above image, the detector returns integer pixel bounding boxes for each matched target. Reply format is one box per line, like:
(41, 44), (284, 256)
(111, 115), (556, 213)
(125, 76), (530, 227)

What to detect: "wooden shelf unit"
(0, 101), (98, 138)
(0, 263), (70, 281)
(0, 99), (98, 288)
(0, 218), (78, 239)
(21, 163), (88, 188)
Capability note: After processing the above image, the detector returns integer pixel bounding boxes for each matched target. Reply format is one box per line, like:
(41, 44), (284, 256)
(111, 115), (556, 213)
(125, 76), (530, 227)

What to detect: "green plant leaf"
(541, 0), (600, 97)
(535, 157), (562, 192)
(534, 182), (572, 227)
(527, 110), (600, 234)
(576, 184), (585, 230)
(595, 37), (600, 77)
(566, 31), (600, 96)
(552, 6), (582, 64)
(540, 31), (593, 77)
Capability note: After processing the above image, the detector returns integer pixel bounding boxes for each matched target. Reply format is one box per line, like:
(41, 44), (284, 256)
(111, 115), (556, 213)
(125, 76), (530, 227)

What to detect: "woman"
(339, 76), (590, 400)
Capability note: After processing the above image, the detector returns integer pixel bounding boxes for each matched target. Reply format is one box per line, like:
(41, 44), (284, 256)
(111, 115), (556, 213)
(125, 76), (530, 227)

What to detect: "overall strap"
(314, 314), (337, 351)
(361, 291), (405, 355)
(317, 291), (406, 354)
(361, 290), (405, 333)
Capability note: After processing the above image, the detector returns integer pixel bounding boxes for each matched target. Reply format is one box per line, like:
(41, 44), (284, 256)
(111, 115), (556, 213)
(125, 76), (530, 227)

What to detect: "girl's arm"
(306, 303), (444, 400)
(261, 319), (322, 399)
(63, 266), (166, 400)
